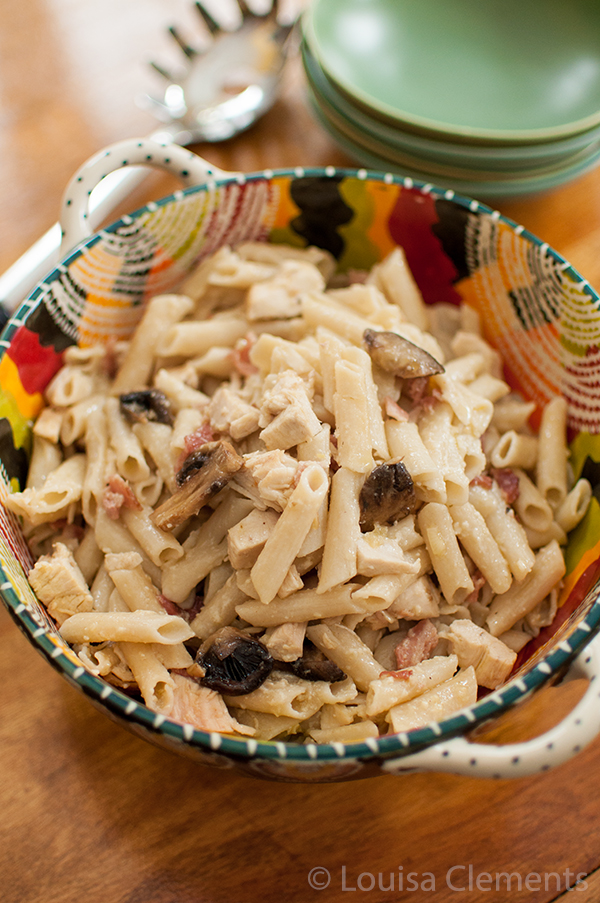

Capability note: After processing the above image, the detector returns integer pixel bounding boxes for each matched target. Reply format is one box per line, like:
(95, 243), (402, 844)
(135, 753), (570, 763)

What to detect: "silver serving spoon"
(0, 0), (297, 318)
(139, 0), (295, 144)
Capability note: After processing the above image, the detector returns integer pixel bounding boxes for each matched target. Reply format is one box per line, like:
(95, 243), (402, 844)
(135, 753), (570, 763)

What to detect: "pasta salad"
(6, 241), (591, 744)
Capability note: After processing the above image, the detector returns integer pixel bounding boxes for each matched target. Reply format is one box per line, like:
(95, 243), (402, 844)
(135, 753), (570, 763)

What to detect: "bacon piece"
(405, 376), (430, 404)
(102, 337), (120, 379)
(412, 387), (443, 414)
(379, 668), (413, 680)
(158, 595), (183, 617)
(348, 268), (369, 284)
(470, 473), (493, 490)
(231, 334), (258, 377)
(492, 467), (520, 505)
(186, 592), (205, 621)
(102, 474), (142, 520)
(176, 422), (216, 471)
(159, 591), (204, 623)
(394, 619), (438, 669)
(465, 570), (487, 605)
(383, 396), (409, 422)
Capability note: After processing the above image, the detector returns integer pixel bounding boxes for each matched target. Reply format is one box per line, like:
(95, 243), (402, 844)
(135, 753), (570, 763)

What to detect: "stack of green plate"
(302, 0), (600, 199)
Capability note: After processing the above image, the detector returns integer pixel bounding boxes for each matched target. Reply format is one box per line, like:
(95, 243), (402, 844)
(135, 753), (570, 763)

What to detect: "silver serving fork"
(0, 0), (298, 315)
(138, 0), (296, 143)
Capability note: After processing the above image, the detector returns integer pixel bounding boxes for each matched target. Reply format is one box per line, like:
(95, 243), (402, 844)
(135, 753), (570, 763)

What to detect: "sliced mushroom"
(363, 329), (444, 379)
(119, 389), (173, 426)
(359, 461), (417, 531)
(195, 626), (273, 695)
(286, 642), (346, 683)
(151, 440), (244, 531)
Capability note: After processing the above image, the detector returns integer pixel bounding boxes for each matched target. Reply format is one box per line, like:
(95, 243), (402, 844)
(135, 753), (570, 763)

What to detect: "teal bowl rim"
(3, 164), (600, 764)
(302, 4), (600, 146)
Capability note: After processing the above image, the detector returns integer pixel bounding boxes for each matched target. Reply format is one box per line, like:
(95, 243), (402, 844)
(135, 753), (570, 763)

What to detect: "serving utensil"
(0, 0), (296, 319)
(139, 0), (294, 144)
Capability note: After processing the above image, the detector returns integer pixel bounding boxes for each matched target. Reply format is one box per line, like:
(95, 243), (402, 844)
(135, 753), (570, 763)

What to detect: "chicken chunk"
(232, 449), (299, 511)
(208, 387), (260, 441)
(169, 674), (254, 735)
(447, 619), (517, 689)
(356, 531), (419, 577)
(262, 622), (307, 662)
(28, 542), (93, 625)
(387, 575), (441, 620)
(227, 508), (279, 569)
(259, 370), (321, 450)
(246, 260), (325, 321)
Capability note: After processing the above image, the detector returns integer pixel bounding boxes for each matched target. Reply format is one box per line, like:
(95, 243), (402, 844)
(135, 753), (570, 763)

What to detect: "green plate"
(307, 77), (600, 184)
(302, 39), (600, 170)
(304, 0), (600, 144)
(308, 96), (600, 199)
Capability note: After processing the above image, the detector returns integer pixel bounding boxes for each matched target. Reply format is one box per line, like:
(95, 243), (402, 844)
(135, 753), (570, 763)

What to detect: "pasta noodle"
(7, 242), (586, 742)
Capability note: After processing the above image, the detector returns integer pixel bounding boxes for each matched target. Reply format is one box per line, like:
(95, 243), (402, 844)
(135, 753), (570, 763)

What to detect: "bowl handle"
(382, 632), (600, 778)
(59, 137), (228, 254)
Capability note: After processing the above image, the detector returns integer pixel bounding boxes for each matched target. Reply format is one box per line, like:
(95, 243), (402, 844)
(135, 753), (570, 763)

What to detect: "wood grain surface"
(2, 2), (600, 901)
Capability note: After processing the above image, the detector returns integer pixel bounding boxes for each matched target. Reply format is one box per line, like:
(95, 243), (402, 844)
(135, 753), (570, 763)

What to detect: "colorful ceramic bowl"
(2, 138), (600, 782)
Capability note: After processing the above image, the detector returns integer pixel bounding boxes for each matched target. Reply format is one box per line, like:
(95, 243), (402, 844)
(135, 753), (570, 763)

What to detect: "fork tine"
(168, 25), (197, 59)
(236, 0), (260, 20)
(149, 60), (176, 81)
(136, 92), (175, 122)
(194, 1), (220, 35)
(236, 0), (284, 28)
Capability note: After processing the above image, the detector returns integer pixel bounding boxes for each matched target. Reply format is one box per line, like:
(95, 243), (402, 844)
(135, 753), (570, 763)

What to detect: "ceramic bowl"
(301, 39), (600, 173)
(305, 93), (600, 201)
(300, 5), (600, 199)
(2, 138), (600, 783)
(303, 0), (600, 145)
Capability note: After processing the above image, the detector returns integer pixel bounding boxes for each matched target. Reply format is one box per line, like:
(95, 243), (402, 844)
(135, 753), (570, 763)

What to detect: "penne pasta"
(555, 479), (592, 533)
(59, 610), (195, 645)
(486, 541), (566, 637)
(11, 243), (586, 745)
(119, 642), (176, 714)
(250, 464), (328, 603)
(25, 435), (63, 491)
(317, 467), (362, 593)
(112, 293), (194, 392)
(450, 502), (512, 594)
(418, 503), (474, 606)
(536, 396), (568, 509)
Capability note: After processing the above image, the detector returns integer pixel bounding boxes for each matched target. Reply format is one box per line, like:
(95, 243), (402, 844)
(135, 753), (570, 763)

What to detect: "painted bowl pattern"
(2, 167), (600, 781)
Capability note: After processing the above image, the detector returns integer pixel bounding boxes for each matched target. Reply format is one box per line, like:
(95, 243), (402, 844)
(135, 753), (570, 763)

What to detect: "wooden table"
(2, 2), (600, 900)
